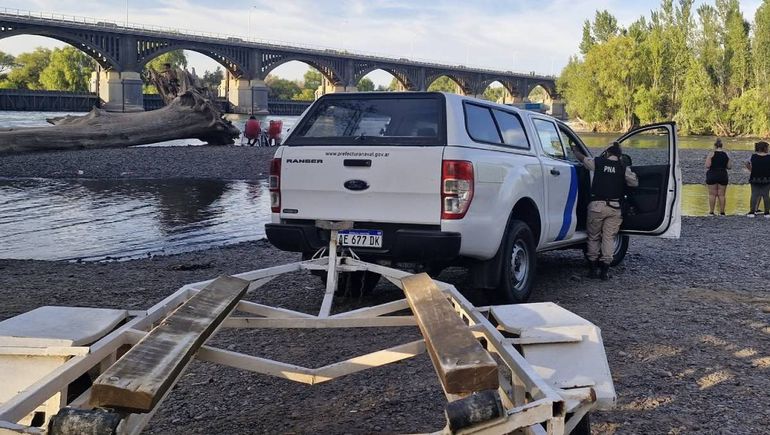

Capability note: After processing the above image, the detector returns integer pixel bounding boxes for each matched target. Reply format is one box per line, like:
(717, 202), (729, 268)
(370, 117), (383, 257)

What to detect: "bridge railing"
(0, 7), (556, 80)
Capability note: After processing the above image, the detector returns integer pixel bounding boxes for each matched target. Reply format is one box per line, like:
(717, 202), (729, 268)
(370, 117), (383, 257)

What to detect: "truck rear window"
(286, 94), (446, 146)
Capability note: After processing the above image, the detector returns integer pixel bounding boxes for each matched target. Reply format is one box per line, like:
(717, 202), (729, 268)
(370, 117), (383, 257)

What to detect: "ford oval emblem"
(344, 179), (369, 191)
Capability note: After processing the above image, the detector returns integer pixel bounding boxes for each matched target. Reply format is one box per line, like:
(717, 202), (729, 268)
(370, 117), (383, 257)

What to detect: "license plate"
(337, 230), (383, 248)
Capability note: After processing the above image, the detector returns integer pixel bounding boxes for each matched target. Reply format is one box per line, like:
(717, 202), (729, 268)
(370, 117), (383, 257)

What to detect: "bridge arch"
(137, 42), (249, 79)
(478, 80), (515, 103)
(0, 28), (120, 70)
(353, 66), (417, 91)
(476, 78), (518, 100)
(524, 80), (557, 100)
(426, 73), (471, 96)
(260, 54), (343, 86)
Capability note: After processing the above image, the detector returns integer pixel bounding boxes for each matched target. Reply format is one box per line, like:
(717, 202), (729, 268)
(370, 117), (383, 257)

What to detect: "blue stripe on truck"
(556, 165), (578, 241)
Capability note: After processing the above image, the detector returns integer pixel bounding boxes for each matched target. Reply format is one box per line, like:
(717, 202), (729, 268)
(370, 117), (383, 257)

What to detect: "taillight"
(269, 158), (281, 213)
(441, 160), (474, 219)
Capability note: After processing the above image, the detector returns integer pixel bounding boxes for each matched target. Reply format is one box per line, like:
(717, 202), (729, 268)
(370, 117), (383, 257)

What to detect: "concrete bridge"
(0, 9), (560, 114)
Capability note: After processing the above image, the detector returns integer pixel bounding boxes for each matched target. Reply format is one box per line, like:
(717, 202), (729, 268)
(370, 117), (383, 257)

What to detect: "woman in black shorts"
(705, 138), (731, 215)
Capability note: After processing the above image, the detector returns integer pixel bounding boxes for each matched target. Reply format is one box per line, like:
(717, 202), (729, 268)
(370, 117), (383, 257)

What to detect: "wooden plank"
(90, 275), (250, 413)
(401, 273), (498, 394)
(222, 316), (416, 329)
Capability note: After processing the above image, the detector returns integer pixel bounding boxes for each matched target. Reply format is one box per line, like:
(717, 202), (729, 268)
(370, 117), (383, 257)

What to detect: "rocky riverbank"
(0, 146), (277, 180)
(0, 145), (756, 185)
(1, 217), (768, 434)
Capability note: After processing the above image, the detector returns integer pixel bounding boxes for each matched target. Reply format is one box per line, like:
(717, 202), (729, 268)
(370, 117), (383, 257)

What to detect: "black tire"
(582, 234), (629, 267)
(302, 252), (380, 297)
(570, 412), (591, 435)
(494, 219), (537, 303)
(337, 271), (380, 298)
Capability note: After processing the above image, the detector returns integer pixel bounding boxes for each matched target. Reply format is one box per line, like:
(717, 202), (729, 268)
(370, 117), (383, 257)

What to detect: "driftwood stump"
(0, 89), (240, 155)
(146, 66), (218, 105)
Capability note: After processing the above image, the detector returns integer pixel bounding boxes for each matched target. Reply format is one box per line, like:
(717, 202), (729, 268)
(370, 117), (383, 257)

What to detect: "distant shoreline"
(0, 144), (755, 185)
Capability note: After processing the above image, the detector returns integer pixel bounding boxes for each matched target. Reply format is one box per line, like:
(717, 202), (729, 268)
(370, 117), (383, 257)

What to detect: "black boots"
(588, 261), (599, 279)
(588, 261), (610, 280)
(599, 263), (610, 280)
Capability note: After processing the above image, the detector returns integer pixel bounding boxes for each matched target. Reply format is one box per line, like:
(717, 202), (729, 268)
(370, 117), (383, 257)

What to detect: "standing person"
(571, 142), (639, 280)
(745, 141), (770, 218)
(244, 115), (261, 146)
(705, 138), (731, 216)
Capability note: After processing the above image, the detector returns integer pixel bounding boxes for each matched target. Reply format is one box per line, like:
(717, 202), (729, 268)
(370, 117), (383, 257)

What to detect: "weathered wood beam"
(401, 273), (499, 395)
(90, 275), (250, 413)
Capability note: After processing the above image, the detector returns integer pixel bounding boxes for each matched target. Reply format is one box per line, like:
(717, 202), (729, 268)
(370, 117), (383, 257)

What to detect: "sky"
(0, 0), (763, 87)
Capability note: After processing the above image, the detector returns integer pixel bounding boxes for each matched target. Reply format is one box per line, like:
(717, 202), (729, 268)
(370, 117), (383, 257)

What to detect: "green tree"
(528, 86), (548, 103)
(265, 75), (301, 100)
(200, 67), (223, 91)
(293, 88), (316, 100)
(753, 0), (770, 88)
(557, 0), (770, 136)
(428, 76), (459, 93)
(676, 58), (719, 134)
(481, 86), (505, 102)
(357, 77), (375, 91)
(0, 51), (15, 76)
(2, 48), (51, 89)
(39, 46), (95, 92)
(145, 50), (188, 72)
(302, 68), (322, 90)
(592, 10), (620, 43)
(579, 20), (595, 55)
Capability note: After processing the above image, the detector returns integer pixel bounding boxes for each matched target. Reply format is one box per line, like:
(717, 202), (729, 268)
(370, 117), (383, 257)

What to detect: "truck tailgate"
(280, 146), (443, 225)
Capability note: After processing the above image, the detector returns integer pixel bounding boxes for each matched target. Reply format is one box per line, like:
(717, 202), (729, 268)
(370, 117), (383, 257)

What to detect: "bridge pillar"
(220, 77), (269, 115)
(505, 94), (525, 104)
(548, 100), (567, 120)
(315, 77), (357, 98)
(92, 70), (144, 112)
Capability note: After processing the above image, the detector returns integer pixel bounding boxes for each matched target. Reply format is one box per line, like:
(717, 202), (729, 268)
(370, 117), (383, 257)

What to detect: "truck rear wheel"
(582, 234), (629, 267)
(494, 220), (537, 303)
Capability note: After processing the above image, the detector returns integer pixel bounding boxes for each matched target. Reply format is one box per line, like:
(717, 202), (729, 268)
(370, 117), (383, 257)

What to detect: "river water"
(0, 112), (762, 261)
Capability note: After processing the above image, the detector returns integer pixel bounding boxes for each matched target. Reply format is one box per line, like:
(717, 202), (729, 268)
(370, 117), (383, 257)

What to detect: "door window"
(492, 109), (529, 149)
(532, 118), (565, 159)
(465, 104), (502, 144)
(557, 125), (585, 163)
(617, 126), (671, 167)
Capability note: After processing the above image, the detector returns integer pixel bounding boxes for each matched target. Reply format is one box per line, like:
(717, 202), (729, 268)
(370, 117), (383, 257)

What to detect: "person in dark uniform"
(705, 138), (731, 216)
(746, 141), (770, 218)
(571, 142), (638, 280)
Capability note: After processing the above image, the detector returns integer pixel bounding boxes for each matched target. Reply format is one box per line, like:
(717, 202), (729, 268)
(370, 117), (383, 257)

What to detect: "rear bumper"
(265, 222), (461, 262)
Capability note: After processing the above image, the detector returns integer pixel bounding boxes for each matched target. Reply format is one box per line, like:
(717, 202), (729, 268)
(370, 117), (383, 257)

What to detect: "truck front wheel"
(495, 220), (537, 303)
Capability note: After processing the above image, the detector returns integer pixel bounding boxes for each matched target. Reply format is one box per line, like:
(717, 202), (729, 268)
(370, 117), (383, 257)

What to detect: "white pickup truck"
(266, 92), (681, 301)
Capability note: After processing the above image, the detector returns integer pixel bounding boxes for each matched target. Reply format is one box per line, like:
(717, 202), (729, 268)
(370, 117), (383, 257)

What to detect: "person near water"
(705, 138), (731, 216)
(745, 141), (770, 218)
(571, 142), (639, 280)
(244, 115), (261, 146)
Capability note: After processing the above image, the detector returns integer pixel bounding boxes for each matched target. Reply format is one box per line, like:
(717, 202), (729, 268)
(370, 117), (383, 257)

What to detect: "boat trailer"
(0, 222), (615, 434)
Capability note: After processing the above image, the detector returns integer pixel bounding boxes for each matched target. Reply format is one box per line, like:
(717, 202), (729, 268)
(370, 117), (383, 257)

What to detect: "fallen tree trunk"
(0, 90), (241, 155)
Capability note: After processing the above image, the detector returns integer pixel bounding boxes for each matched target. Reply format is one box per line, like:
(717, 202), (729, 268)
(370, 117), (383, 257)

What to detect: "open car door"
(617, 122), (681, 238)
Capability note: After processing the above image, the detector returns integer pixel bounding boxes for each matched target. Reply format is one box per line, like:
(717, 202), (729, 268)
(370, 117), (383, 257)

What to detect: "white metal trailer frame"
(0, 228), (613, 435)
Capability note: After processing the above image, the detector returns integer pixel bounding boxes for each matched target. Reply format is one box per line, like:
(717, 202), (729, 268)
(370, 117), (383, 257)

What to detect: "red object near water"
(244, 118), (261, 139)
(268, 120), (283, 140)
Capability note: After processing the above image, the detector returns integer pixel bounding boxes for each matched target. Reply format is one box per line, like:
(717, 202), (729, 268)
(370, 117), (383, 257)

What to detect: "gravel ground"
(1, 217), (769, 434)
(1, 145), (768, 433)
(0, 145), (755, 185)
